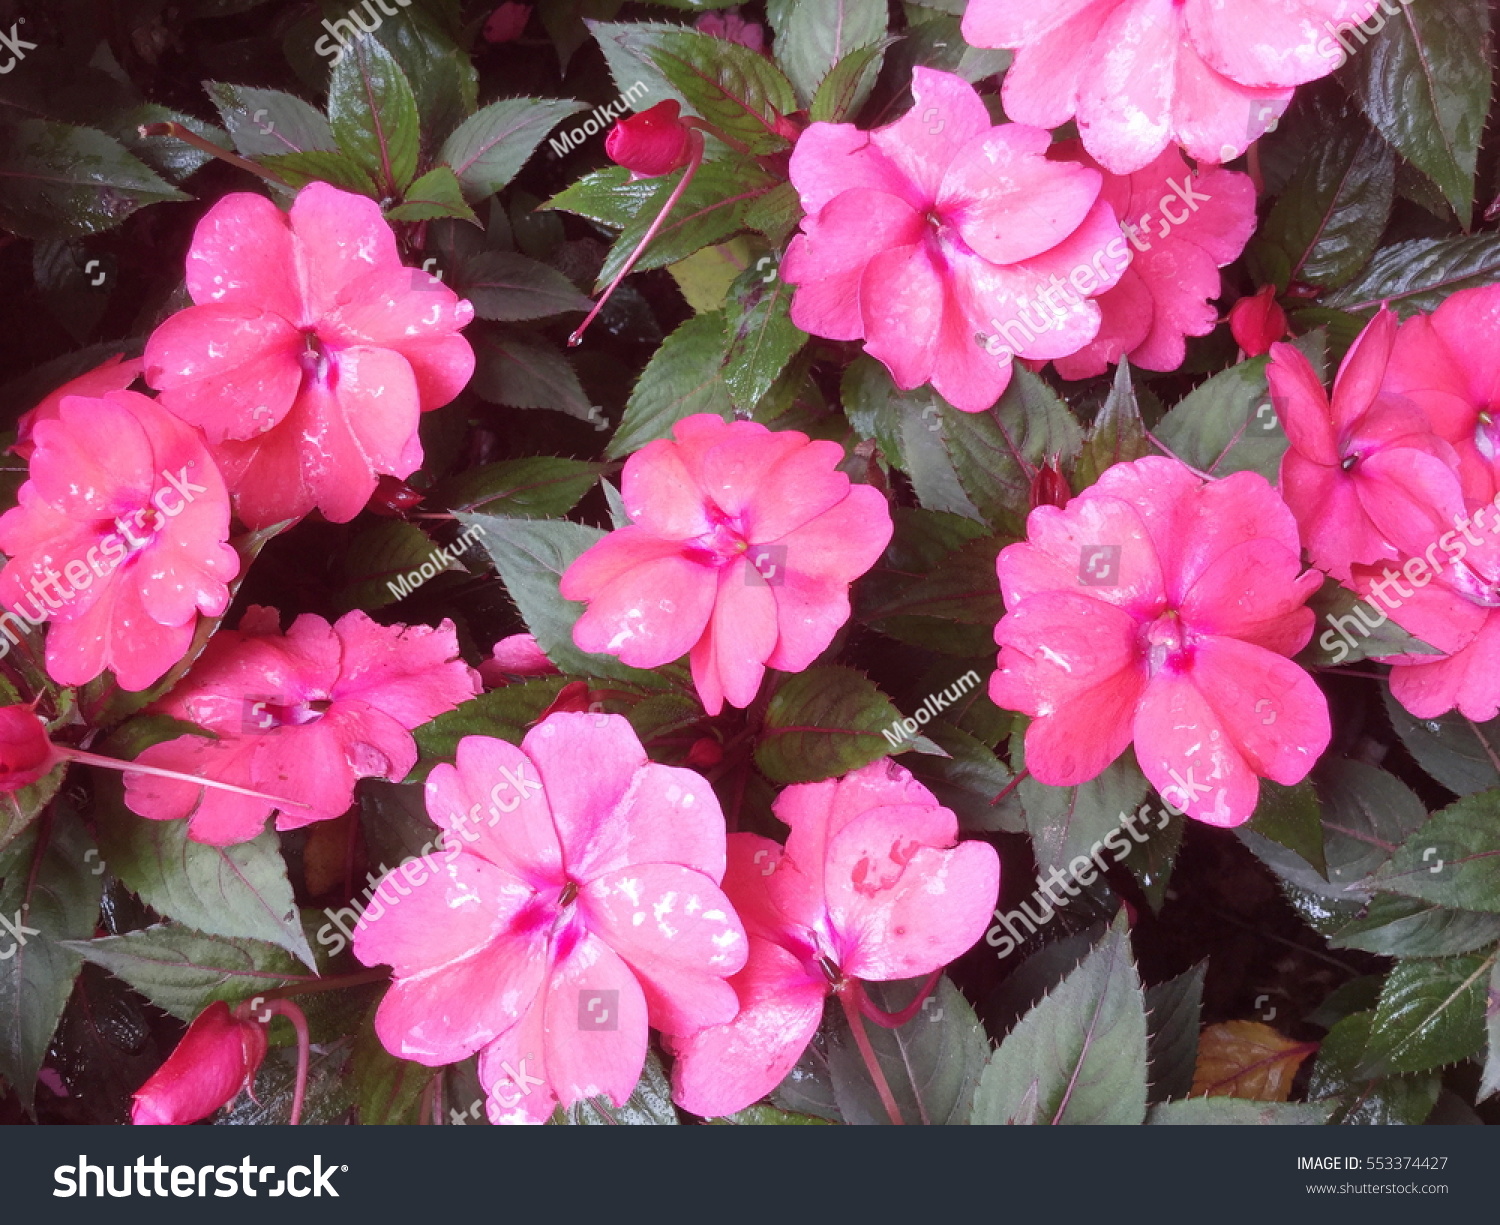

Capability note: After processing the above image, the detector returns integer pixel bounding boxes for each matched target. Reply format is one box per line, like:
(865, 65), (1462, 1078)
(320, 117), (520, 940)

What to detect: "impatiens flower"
(478, 632), (559, 688)
(123, 606), (480, 845)
(781, 68), (1126, 412)
(669, 761), (999, 1118)
(143, 182), (475, 530)
(962, 0), (1379, 173)
(131, 1002), (268, 1125)
(352, 713), (749, 1124)
(482, 1), (530, 43)
(12, 351), (142, 460)
(0, 390), (238, 691)
(990, 455), (1330, 827)
(1267, 309), (1467, 581)
(1051, 144), (1257, 379)
(695, 10), (765, 52)
(1230, 286), (1289, 358)
(1385, 284), (1500, 507)
(560, 414), (892, 715)
(606, 100), (694, 179)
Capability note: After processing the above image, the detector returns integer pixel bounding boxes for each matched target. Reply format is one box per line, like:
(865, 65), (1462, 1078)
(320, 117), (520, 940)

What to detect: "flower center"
(299, 331), (338, 391)
(253, 698), (332, 729)
(559, 880), (579, 907)
(682, 506), (750, 567)
(1141, 609), (1192, 675)
(1476, 410), (1500, 462)
(1445, 557), (1500, 608)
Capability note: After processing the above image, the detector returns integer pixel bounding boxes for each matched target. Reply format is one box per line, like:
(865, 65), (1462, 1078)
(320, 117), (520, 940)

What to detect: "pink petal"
(991, 1), (1120, 130)
(870, 68), (996, 204)
(788, 124), (926, 218)
(538, 935), (651, 1113)
(183, 191), (301, 319)
(1179, 538), (1320, 653)
(522, 712), (648, 862)
(861, 242), (944, 391)
(1268, 342), (1340, 466)
(690, 557), (779, 712)
(1184, 0), (1377, 88)
(1388, 612), (1500, 721)
(577, 762), (728, 882)
(425, 736), (562, 883)
(1132, 670), (1261, 827)
(1076, 0), (1179, 174)
(329, 612), (478, 726)
(287, 181), (404, 321)
(570, 549), (717, 669)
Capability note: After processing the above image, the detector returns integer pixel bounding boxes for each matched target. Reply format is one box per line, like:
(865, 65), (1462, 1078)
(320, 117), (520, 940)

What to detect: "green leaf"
(1147, 1099), (1334, 1124)
(386, 165), (479, 223)
(1248, 779), (1327, 879)
(440, 97), (587, 203)
(0, 812), (100, 1108)
(608, 311), (734, 459)
(592, 23), (796, 154)
(352, 1006), (436, 1125)
(709, 1104), (831, 1124)
(1382, 688), (1500, 796)
(887, 14), (1012, 85)
(1153, 356), (1287, 482)
(742, 179), (804, 246)
(1074, 361), (1148, 491)
(1372, 790), (1500, 912)
(327, 36), (420, 193)
(828, 976), (989, 1125)
(775, 0), (888, 107)
(1296, 575), (1442, 667)
(939, 369), (1084, 537)
(902, 718), (1015, 833)
(62, 924), (311, 1021)
(558, 1050), (679, 1124)
(544, 165), (654, 228)
(471, 326), (593, 421)
(755, 666), (904, 784)
(1251, 116), (1394, 290)
(368, 8), (478, 158)
(338, 520), (450, 613)
(859, 534), (1003, 656)
(1347, 0), (1491, 229)
(1308, 1010), (1442, 1124)
(1017, 752), (1151, 879)
(971, 917), (1148, 1124)
(458, 515), (666, 687)
(205, 83), (335, 158)
(412, 678), (570, 767)
(436, 456), (608, 517)
(458, 250), (591, 321)
(118, 105), (228, 184)
(97, 788), (314, 967)
(1146, 962), (1204, 1105)
(258, 149), (377, 195)
(722, 266), (806, 412)
(1358, 951), (1495, 1076)
(1326, 234), (1500, 318)
(0, 119), (189, 240)
(809, 39), (891, 123)
(1331, 893), (1500, 958)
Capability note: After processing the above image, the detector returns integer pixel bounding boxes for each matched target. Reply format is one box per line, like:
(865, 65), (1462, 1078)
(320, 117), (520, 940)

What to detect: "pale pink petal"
(1133, 671), (1261, 827)
(1191, 636), (1330, 785)
(869, 68), (995, 203)
(426, 737), (561, 883)
(182, 191), (301, 319)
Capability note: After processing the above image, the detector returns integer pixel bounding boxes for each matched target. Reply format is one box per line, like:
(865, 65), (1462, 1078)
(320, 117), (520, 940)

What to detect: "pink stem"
(838, 983), (904, 1126)
(264, 1001), (310, 1126)
(990, 767), (1029, 807)
(858, 971), (942, 1030)
(59, 746), (314, 811)
(568, 129), (706, 348)
(137, 122), (289, 187)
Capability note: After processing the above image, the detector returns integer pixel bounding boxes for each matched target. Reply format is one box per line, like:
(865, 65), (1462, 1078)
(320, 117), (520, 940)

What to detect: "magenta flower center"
(1476, 410), (1499, 461)
(1446, 557), (1500, 608)
(299, 331), (339, 391)
(683, 506), (751, 566)
(256, 698), (332, 728)
(1141, 609), (1193, 675)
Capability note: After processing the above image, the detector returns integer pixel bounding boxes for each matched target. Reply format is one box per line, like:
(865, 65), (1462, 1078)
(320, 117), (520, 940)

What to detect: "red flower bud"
(131, 1002), (268, 1126)
(606, 100), (693, 179)
(0, 705), (58, 792)
(685, 737), (723, 769)
(1030, 458), (1072, 510)
(1229, 286), (1288, 357)
(365, 474), (425, 518)
(539, 680), (594, 718)
(483, 2), (530, 44)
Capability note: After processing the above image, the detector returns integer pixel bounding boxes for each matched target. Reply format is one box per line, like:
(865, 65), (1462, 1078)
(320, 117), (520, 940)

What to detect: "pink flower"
(605, 100), (695, 179)
(1267, 309), (1467, 582)
(1230, 286), (1290, 358)
(990, 455), (1330, 827)
(131, 1002), (267, 1125)
(12, 352), (142, 460)
(695, 10), (765, 52)
(1385, 284), (1500, 508)
(478, 633), (558, 688)
(0, 704), (57, 791)
(559, 415), (892, 715)
(780, 68), (1126, 413)
(962, 0), (1379, 173)
(0, 390), (238, 691)
(1051, 143), (1257, 379)
(123, 606), (479, 845)
(670, 761), (999, 1118)
(482, 2), (530, 43)
(352, 714), (748, 1124)
(143, 182), (475, 530)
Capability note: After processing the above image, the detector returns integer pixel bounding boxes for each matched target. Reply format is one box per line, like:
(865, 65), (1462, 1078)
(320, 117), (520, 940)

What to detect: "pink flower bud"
(1229, 285), (1288, 357)
(686, 737), (723, 769)
(482, 2), (530, 44)
(131, 1002), (268, 1125)
(606, 100), (693, 179)
(0, 705), (56, 792)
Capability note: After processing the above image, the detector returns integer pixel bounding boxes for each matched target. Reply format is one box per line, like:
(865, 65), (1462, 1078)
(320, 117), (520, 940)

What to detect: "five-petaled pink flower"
(990, 455), (1330, 827)
(0, 390), (238, 691)
(781, 68), (1126, 412)
(1267, 309), (1466, 582)
(1051, 143), (1257, 380)
(353, 713), (748, 1124)
(143, 182), (475, 530)
(123, 606), (479, 845)
(670, 760), (999, 1118)
(560, 414), (892, 715)
(962, 0), (1379, 173)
